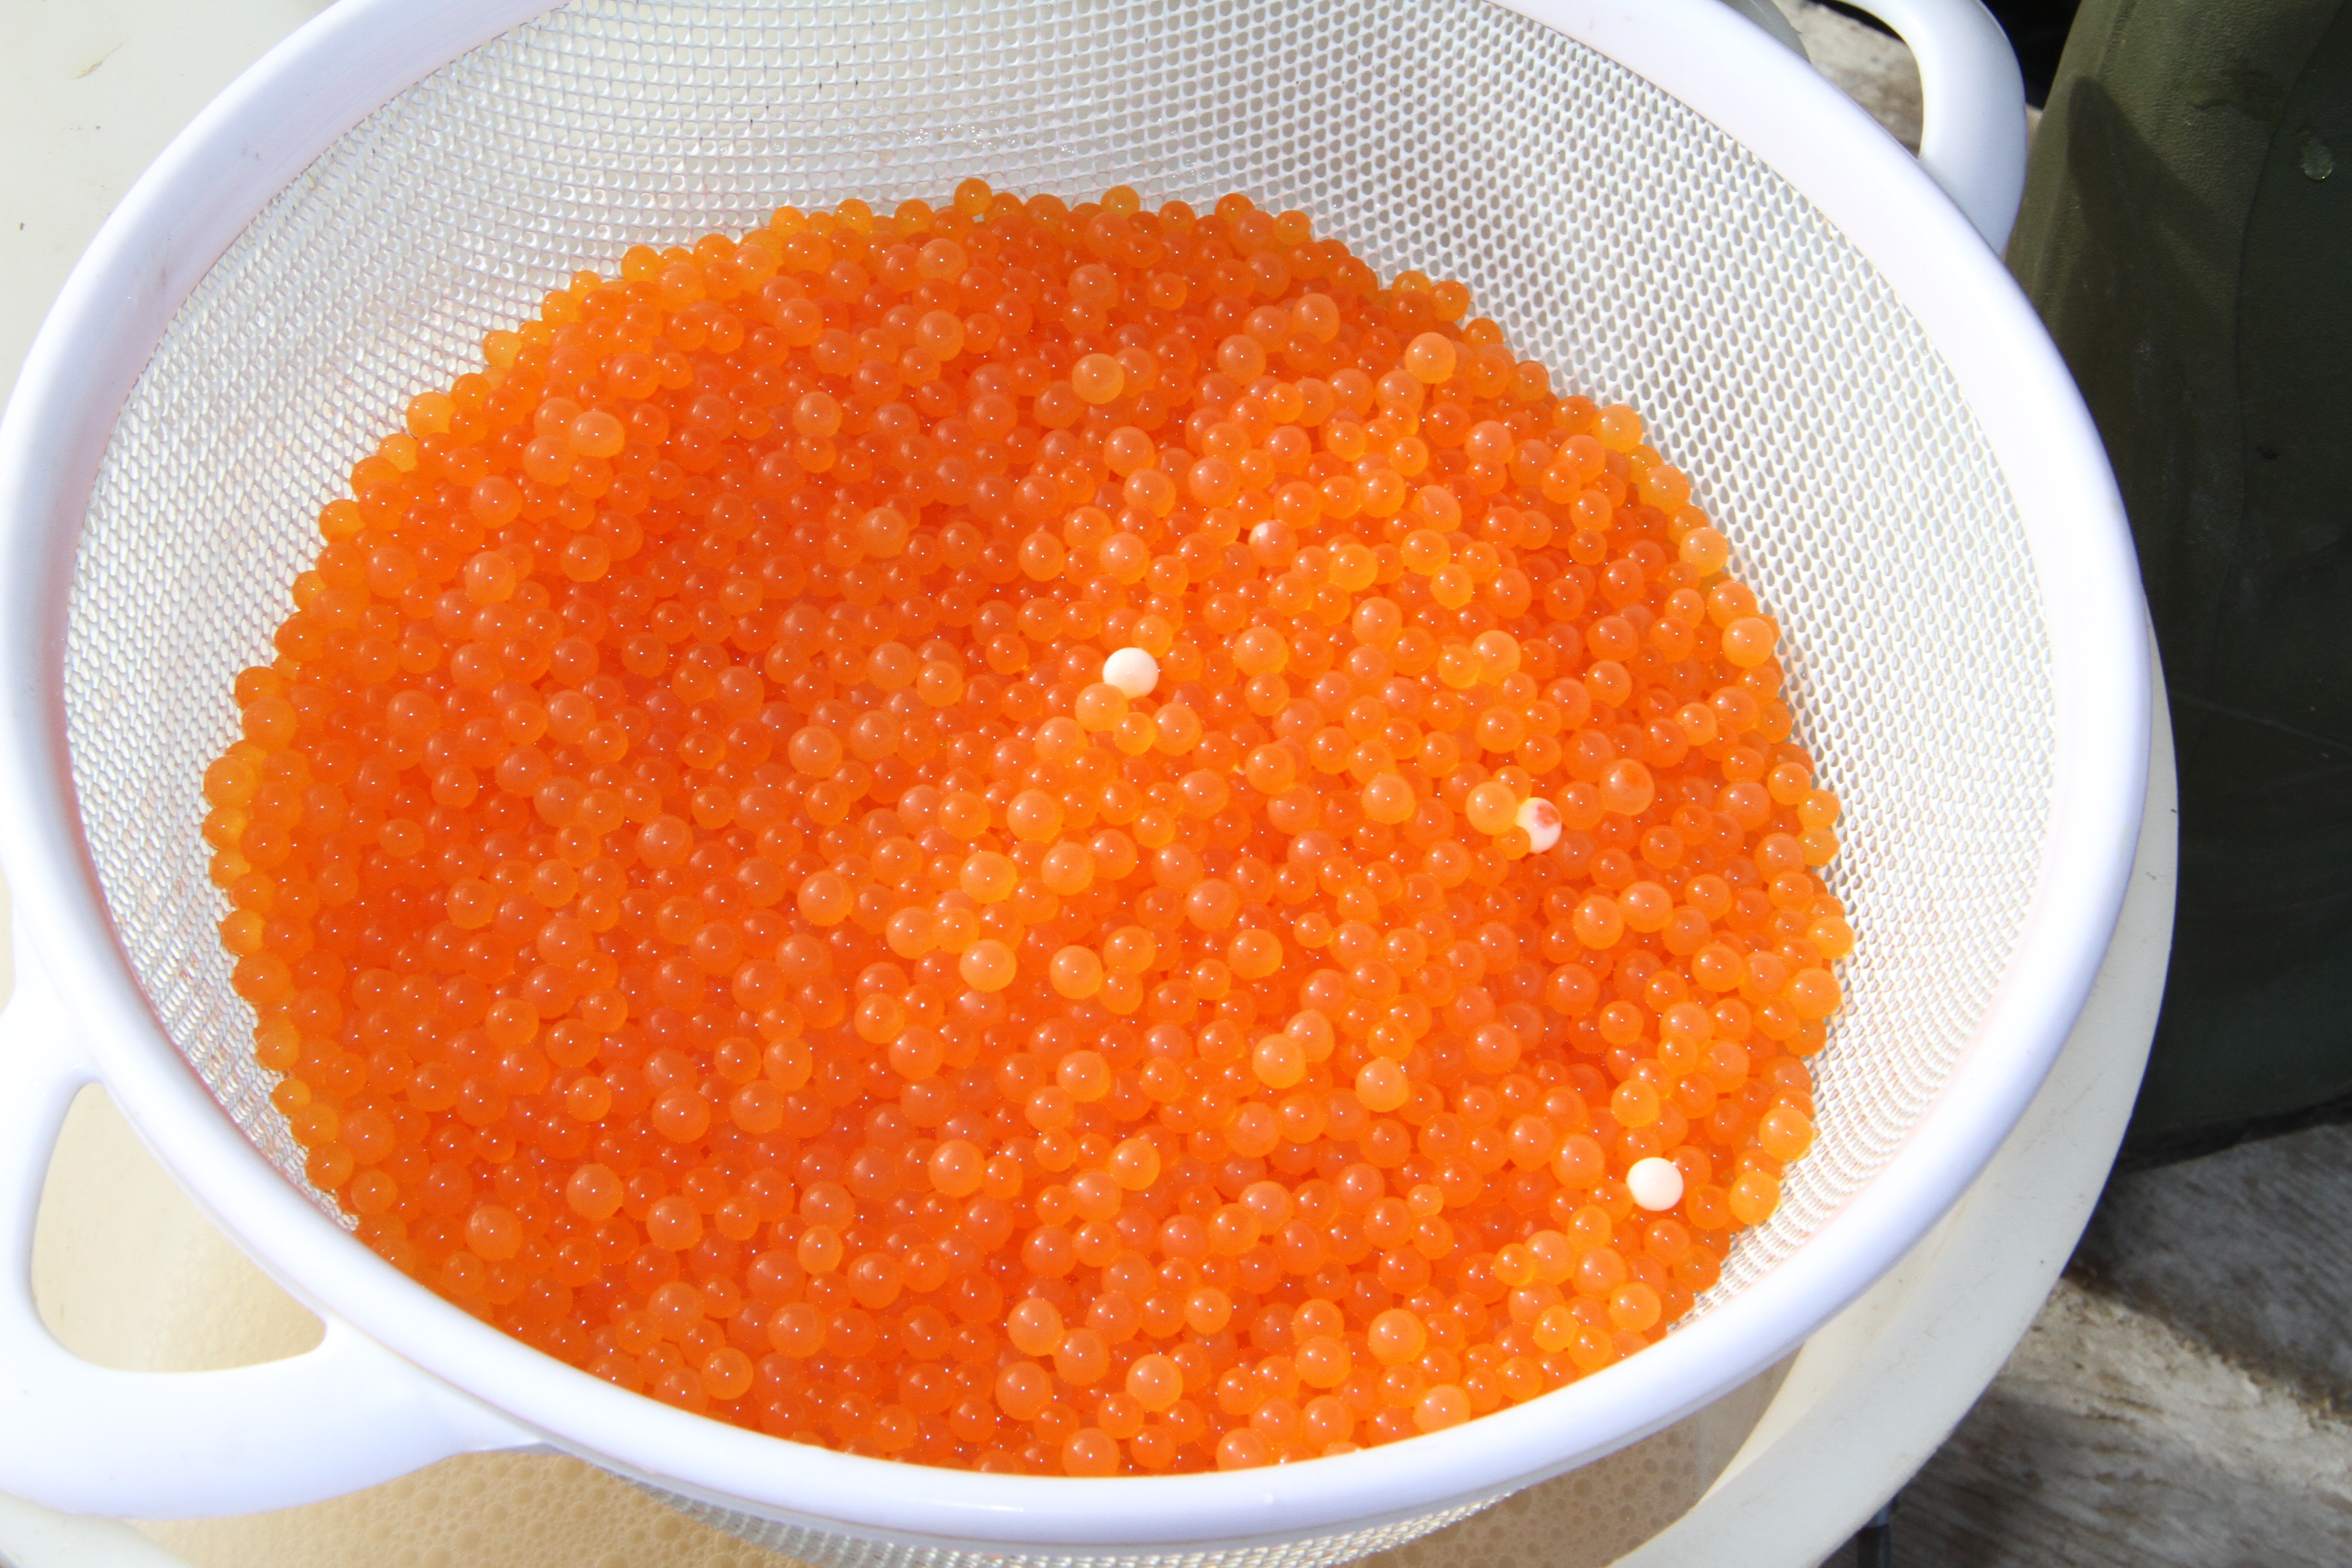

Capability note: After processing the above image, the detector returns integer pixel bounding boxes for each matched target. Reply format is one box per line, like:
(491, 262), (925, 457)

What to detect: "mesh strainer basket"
(0, 0), (2145, 1561)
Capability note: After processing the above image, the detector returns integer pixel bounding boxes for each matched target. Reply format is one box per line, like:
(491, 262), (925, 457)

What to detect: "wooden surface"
(1776, 0), (1924, 152)
(1894, 1126), (2352, 1565)
(2073, 1124), (2352, 1413)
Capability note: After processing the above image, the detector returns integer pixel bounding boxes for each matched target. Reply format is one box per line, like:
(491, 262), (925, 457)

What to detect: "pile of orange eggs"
(203, 178), (1846, 1477)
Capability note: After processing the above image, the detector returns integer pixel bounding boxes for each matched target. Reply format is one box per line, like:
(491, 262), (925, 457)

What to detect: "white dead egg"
(1515, 796), (1563, 853)
(1101, 646), (1160, 698)
(1627, 1156), (1686, 1213)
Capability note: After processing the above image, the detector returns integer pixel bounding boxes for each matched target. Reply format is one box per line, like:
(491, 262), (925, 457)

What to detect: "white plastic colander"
(0, 0), (2144, 1563)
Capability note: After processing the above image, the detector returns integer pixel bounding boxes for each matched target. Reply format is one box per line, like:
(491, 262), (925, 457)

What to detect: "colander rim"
(0, 0), (2145, 1548)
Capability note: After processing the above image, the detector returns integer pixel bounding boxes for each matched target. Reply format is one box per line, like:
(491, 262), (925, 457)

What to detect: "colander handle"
(1835, 0), (2029, 251)
(0, 952), (532, 1519)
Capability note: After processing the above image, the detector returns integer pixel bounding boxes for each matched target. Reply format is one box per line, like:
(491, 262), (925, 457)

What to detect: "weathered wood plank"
(2072, 1124), (2352, 1414)
(1900, 1279), (2352, 1565)
(1878, 1125), (2352, 1566)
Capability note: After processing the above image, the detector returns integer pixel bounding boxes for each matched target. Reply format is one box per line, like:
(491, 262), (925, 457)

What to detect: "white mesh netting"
(60, 0), (2049, 1561)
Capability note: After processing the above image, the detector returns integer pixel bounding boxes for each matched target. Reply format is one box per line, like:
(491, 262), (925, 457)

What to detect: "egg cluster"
(203, 179), (1846, 1477)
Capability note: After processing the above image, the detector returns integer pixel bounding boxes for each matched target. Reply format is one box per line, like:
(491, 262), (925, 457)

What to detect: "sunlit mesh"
(61, 0), (2048, 1560)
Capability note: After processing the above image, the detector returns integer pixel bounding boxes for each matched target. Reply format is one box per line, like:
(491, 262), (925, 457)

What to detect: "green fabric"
(2012, 0), (2352, 1159)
